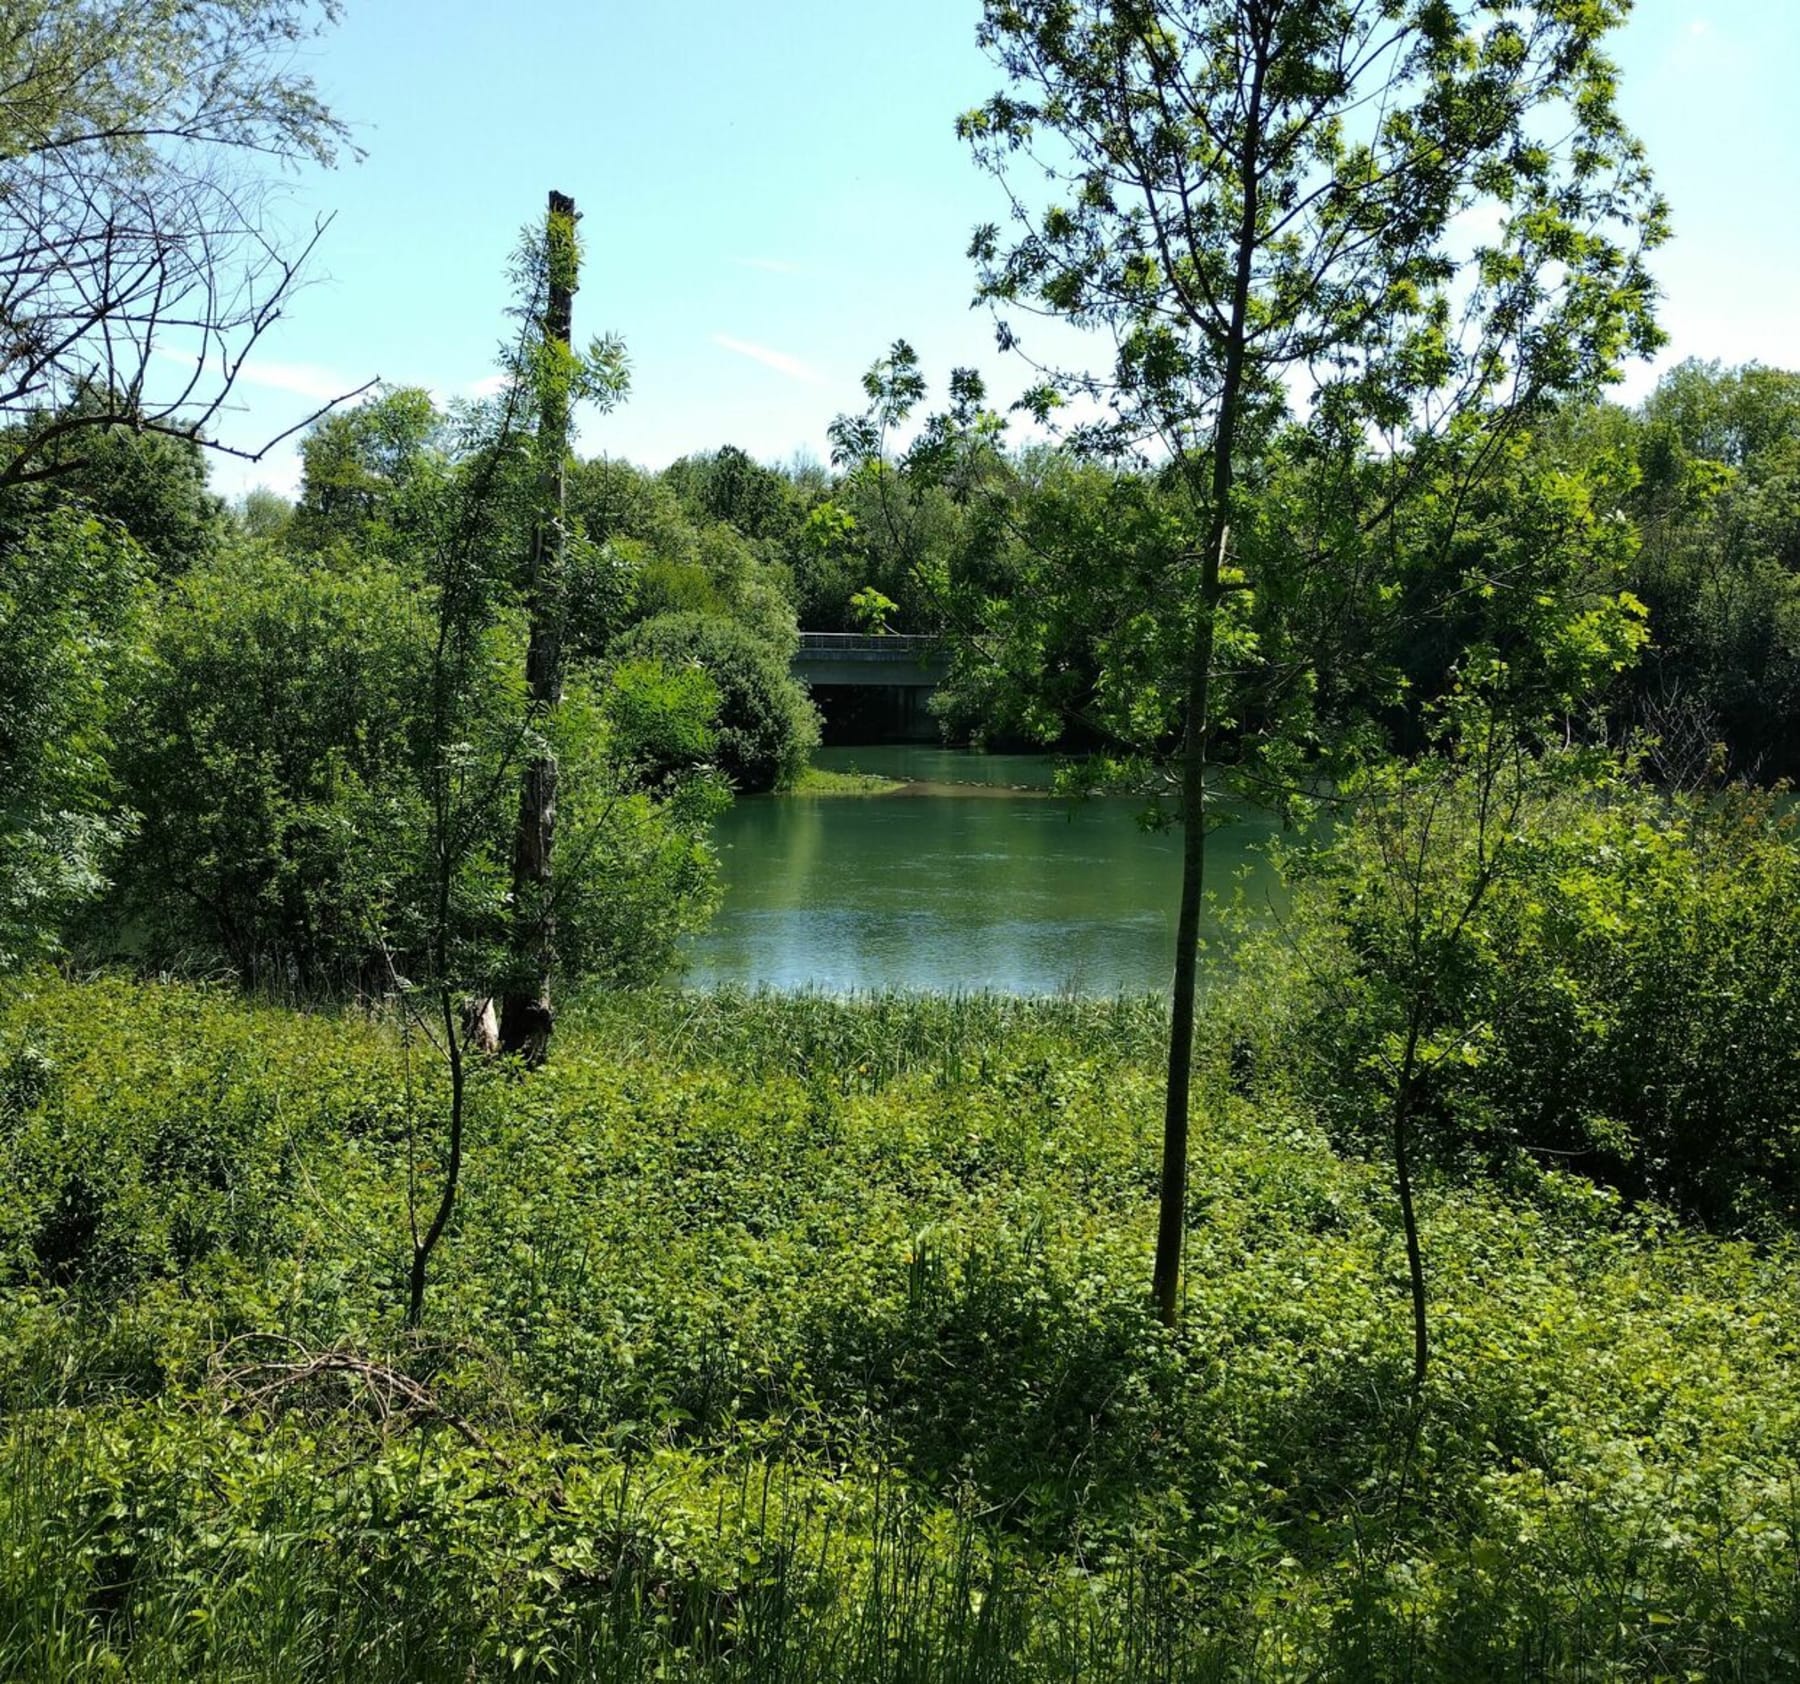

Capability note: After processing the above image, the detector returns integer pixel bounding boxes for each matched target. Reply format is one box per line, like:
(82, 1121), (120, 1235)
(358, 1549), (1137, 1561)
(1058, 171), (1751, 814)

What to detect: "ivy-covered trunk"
(499, 189), (577, 1067)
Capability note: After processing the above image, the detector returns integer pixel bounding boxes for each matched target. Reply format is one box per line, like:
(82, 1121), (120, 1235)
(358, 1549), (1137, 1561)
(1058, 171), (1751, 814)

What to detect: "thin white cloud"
(734, 257), (802, 275)
(234, 358), (361, 401)
(465, 371), (511, 398)
(208, 445), (303, 502)
(149, 345), (359, 402)
(712, 333), (825, 386)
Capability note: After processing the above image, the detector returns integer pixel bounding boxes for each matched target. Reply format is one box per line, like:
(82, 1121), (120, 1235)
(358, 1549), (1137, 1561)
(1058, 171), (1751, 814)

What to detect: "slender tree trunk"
(1393, 1017), (1429, 1394)
(1395, 1105), (1428, 1394)
(407, 985), (466, 1328)
(1151, 530), (1224, 1326)
(1151, 40), (1267, 1327)
(499, 189), (577, 1067)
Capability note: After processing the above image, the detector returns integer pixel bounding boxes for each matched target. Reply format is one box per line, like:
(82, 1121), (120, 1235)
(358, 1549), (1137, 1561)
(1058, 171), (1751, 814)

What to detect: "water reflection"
(682, 754), (1290, 994)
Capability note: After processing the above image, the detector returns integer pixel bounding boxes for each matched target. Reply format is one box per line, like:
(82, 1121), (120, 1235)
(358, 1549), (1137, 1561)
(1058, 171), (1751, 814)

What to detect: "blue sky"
(201, 0), (1800, 499)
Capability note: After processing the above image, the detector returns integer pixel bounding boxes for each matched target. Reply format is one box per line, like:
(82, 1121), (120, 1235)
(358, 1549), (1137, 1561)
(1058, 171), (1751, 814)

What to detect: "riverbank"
(786, 765), (1065, 797)
(3, 976), (1796, 1681)
(787, 764), (909, 795)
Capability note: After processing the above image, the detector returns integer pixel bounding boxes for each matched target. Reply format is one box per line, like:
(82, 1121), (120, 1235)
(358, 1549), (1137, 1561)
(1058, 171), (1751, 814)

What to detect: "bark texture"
(499, 188), (577, 1067)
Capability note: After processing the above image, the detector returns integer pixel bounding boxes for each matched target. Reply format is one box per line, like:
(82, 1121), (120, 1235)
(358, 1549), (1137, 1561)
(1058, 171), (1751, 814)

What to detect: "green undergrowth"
(786, 766), (909, 796)
(1, 977), (1797, 1680)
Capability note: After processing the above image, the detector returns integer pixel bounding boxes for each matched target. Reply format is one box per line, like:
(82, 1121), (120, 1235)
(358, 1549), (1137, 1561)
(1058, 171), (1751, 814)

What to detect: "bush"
(523, 678), (724, 990)
(106, 548), (724, 994)
(611, 611), (818, 792)
(1277, 779), (1800, 1229)
(107, 543), (433, 987)
(0, 509), (146, 972)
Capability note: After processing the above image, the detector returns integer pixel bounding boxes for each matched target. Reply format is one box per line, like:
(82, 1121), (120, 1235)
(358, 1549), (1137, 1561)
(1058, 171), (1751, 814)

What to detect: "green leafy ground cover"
(2, 979), (1797, 1680)
(786, 767), (909, 796)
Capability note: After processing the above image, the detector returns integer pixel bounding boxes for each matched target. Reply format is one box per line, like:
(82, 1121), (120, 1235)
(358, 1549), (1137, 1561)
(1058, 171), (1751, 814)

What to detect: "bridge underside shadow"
(810, 684), (939, 744)
(793, 634), (949, 745)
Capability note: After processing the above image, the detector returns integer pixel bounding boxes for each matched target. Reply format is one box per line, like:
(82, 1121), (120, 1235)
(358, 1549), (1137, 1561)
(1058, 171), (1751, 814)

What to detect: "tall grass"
(0, 1400), (1245, 1684)
(568, 986), (1172, 1090)
(10, 1386), (1794, 1682)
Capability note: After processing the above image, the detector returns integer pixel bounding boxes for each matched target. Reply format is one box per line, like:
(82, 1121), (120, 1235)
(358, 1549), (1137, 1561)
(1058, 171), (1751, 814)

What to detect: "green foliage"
(1, 977), (1798, 1678)
(567, 454), (696, 553)
(929, 0), (1669, 877)
(0, 0), (344, 174)
(1468, 787), (1800, 1230)
(107, 541), (436, 987)
(559, 529), (639, 661)
(663, 444), (802, 544)
(804, 351), (1800, 783)
(613, 612), (820, 793)
(814, 463), (963, 637)
(234, 486), (295, 542)
(290, 385), (447, 555)
(628, 519), (800, 649)
(0, 509), (145, 972)
(566, 452), (805, 651)
(790, 499), (868, 631)
(530, 679), (726, 990)
(815, 356), (1005, 644)
(1363, 432), (1650, 736)
(0, 396), (224, 575)
(81, 248), (732, 1001)
(1619, 361), (1800, 778)
(601, 656), (721, 791)
(1276, 774), (1800, 1231)
(928, 450), (1192, 748)
(100, 533), (720, 994)
(788, 765), (907, 796)
(963, 0), (1663, 465)
(847, 586), (898, 636)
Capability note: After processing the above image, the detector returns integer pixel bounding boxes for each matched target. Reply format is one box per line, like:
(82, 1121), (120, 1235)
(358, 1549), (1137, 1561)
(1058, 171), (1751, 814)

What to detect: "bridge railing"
(795, 632), (940, 655)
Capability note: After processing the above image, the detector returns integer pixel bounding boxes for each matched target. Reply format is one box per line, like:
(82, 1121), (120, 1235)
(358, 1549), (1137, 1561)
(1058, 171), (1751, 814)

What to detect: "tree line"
(7, 343), (1795, 958)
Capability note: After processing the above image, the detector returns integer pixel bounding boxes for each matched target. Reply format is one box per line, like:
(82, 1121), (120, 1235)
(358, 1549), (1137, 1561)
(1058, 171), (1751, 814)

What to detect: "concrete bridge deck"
(792, 632), (949, 689)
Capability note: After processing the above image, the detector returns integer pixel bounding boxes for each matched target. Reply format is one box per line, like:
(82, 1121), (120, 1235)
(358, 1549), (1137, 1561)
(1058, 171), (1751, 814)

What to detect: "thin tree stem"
(406, 984), (466, 1330)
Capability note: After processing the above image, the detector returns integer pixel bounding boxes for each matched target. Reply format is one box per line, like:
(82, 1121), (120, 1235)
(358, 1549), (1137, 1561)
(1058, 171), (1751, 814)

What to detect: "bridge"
(791, 632), (949, 688)
(792, 633), (949, 743)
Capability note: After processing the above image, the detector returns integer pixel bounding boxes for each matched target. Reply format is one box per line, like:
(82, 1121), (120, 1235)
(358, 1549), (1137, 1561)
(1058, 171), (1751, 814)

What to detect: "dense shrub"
(1278, 780), (1800, 1229)
(528, 680), (725, 990)
(612, 611), (819, 792)
(0, 428), (222, 581)
(107, 543), (434, 986)
(1617, 361), (1800, 778)
(0, 509), (146, 972)
(99, 543), (722, 993)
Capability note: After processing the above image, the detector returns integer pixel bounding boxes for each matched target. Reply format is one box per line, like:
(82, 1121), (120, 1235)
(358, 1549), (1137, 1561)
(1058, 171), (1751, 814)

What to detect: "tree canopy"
(955, 0), (1665, 1324)
(0, 0), (353, 490)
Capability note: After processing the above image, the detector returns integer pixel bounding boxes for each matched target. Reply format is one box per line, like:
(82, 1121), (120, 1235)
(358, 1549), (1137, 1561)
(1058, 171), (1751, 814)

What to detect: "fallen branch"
(210, 1333), (490, 1451)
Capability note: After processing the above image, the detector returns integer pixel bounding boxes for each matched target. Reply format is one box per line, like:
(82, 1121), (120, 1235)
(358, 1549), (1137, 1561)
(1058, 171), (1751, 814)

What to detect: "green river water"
(681, 748), (1294, 994)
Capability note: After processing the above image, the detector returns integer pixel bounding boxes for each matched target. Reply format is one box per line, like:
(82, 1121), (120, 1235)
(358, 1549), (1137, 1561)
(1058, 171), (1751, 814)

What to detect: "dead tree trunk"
(499, 189), (577, 1067)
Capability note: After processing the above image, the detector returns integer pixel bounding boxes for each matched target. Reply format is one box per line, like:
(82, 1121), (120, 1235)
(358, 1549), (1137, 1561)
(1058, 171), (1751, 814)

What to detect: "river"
(680, 748), (1294, 994)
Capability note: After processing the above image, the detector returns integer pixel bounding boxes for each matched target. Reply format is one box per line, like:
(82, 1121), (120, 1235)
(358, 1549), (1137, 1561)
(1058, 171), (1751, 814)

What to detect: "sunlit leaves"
(0, 510), (144, 970)
(964, 0), (1663, 505)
